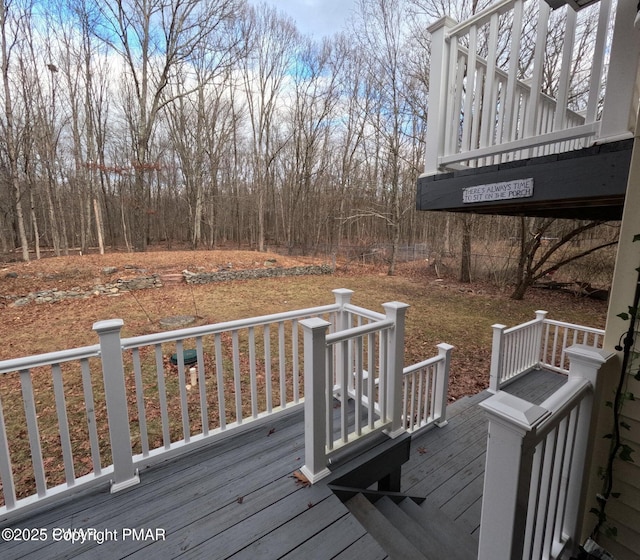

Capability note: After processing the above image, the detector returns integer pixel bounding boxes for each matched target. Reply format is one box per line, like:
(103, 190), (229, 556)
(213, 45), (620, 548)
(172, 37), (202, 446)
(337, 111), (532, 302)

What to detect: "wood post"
(478, 392), (551, 560)
(383, 302), (409, 438)
(93, 319), (140, 493)
(434, 343), (454, 427)
(423, 16), (457, 176)
(598, 0), (640, 142)
(534, 310), (548, 369)
(489, 323), (506, 392)
(300, 317), (332, 484)
(562, 345), (613, 545)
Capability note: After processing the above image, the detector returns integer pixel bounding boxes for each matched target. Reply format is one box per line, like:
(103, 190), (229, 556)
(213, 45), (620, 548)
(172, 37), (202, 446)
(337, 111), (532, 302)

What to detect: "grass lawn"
(0, 250), (608, 503)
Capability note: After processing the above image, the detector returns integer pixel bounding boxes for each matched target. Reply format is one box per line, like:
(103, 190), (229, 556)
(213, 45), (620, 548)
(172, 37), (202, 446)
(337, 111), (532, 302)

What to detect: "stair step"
(345, 493), (429, 560)
(398, 497), (478, 560)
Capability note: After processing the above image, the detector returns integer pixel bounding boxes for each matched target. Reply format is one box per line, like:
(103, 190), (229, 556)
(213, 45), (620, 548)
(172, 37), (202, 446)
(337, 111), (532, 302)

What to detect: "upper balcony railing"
(424, 0), (640, 175)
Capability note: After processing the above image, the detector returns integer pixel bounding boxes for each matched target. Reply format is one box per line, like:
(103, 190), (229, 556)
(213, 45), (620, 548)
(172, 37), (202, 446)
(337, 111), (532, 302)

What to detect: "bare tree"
(239, 3), (298, 252)
(0, 0), (30, 261)
(511, 217), (618, 300)
(90, 0), (239, 251)
(352, 0), (416, 275)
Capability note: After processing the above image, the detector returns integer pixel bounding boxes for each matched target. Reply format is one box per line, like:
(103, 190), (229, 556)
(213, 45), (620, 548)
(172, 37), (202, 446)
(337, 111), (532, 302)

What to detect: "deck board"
(0, 369), (566, 560)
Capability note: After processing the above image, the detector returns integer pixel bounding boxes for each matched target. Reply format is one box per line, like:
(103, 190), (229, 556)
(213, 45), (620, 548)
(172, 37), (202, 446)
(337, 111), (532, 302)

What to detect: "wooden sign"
(463, 178), (534, 204)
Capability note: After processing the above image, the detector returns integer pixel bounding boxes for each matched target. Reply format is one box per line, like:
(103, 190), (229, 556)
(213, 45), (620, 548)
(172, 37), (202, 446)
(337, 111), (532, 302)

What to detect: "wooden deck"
(0, 369), (565, 560)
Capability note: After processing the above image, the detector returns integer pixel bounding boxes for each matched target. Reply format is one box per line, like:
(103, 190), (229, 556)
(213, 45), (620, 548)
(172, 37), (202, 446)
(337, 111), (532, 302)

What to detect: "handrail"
(120, 303), (340, 349)
(326, 318), (394, 344)
(479, 346), (613, 560)
(0, 345), (100, 374)
(446, 0), (517, 39)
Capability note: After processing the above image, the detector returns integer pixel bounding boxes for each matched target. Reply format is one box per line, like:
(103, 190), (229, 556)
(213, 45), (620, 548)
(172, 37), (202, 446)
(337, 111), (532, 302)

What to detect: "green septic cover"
(170, 348), (198, 366)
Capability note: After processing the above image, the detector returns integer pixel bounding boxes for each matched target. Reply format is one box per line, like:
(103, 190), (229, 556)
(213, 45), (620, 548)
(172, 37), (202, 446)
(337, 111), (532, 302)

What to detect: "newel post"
(383, 302), (410, 438)
(434, 343), (454, 427)
(300, 317), (332, 484)
(598, 0), (640, 142)
(93, 319), (140, 493)
(478, 393), (551, 560)
(562, 345), (613, 544)
(423, 16), (457, 176)
(489, 323), (506, 393)
(534, 310), (548, 368)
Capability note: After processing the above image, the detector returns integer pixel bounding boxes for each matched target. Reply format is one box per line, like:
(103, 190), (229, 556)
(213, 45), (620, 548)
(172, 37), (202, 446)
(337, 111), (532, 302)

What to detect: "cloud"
(250, 0), (356, 38)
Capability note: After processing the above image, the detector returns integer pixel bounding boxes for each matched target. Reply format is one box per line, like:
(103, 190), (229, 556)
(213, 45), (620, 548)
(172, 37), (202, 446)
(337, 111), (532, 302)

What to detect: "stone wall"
(183, 265), (333, 284)
(7, 265), (333, 307)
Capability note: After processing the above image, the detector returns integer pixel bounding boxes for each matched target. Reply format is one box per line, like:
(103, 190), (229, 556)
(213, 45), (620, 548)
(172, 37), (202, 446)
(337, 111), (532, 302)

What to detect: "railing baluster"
(586, 0), (611, 124)
(232, 331), (242, 424)
(409, 374), (417, 432)
(51, 364), (75, 486)
(524, 1), (550, 151)
(175, 340), (191, 441)
(292, 320), (300, 403)
(461, 25), (478, 153)
(326, 346), (334, 450)
(340, 339), (349, 443)
(214, 333), (226, 430)
(195, 337), (208, 436)
(80, 358), (101, 474)
(553, 7), (577, 132)
(0, 396), (16, 509)
(480, 12), (499, 153)
(524, 436), (546, 559)
(278, 321), (286, 408)
(264, 325), (272, 414)
(132, 349), (149, 457)
(355, 336), (363, 436)
(249, 327), (258, 419)
(154, 344), (171, 448)
(533, 432), (558, 558)
(367, 332), (375, 429)
(379, 330), (388, 422)
(20, 369), (46, 497)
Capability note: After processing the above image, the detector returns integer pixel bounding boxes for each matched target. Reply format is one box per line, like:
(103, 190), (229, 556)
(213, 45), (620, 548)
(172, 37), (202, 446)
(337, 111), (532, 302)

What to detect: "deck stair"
(325, 428), (478, 560)
(342, 491), (478, 560)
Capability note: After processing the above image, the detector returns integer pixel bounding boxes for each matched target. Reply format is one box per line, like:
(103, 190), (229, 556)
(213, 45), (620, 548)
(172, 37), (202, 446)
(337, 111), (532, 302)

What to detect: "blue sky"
(249, 0), (358, 38)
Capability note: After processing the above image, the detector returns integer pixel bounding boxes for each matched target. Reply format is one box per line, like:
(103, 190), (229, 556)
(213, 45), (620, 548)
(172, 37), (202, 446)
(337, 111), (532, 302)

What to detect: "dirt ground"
(0, 249), (324, 295)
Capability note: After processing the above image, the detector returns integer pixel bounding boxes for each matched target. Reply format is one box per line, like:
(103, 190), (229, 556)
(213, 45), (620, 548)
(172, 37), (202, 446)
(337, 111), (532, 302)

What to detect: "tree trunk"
(460, 216), (472, 283)
(1, 4), (29, 261)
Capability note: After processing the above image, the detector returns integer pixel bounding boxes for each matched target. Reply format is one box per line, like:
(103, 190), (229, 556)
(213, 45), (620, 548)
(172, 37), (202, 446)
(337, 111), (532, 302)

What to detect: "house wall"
(584, 113), (640, 559)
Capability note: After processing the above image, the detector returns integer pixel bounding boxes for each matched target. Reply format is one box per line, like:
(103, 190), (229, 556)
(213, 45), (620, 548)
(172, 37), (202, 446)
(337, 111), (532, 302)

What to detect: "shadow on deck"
(0, 369), (565, 560)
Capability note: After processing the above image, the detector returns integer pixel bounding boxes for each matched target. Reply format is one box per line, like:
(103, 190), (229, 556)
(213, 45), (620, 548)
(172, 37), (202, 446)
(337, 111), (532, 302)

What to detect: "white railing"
(0, 288), (450, 517)
(402, 343), (453, 433)
(540, 318), (605, 374)
(0, 289), (342, 517)
(490, 310), (604, 391)
(299, 301), (409, 483)
(479, 345), (613, 560)
(300, 297), (455, 483)
(424, 0), (639, 175)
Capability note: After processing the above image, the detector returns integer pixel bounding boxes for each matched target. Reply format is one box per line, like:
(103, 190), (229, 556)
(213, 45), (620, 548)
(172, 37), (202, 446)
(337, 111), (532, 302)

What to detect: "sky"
(249, 0), (358, 39)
